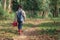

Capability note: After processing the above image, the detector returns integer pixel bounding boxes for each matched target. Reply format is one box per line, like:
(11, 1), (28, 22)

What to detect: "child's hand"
(22, 21), (25, 24)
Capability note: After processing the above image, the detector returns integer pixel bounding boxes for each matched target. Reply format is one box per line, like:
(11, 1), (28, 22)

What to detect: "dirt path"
(0, 19), (59, 40)
(13, 27), (38, 40)
(13, 27), (58, 40)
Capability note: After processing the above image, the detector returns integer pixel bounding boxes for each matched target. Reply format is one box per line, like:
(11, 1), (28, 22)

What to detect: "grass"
(0, 19), (60, 39)
(23, 22), (60, 30)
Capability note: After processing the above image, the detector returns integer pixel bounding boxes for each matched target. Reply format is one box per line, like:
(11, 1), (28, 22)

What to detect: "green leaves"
(12, 0), (18, 12)
(22, 0), (41, 11)
(0, 6), (4, 16)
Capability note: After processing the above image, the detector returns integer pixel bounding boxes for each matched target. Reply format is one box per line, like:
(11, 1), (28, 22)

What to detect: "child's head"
(18, 5), (22, 9)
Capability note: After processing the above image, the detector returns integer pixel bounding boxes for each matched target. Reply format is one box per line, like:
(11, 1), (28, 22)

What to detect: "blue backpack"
(17, 11), (24, 21)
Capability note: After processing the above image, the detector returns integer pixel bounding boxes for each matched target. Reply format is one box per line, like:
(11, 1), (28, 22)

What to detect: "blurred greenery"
(0, 6), (8, 20)
(0, 0), (60, 20)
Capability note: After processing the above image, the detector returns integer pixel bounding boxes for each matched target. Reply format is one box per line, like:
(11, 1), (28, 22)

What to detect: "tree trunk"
(53, 10), (55, 17)
(4, 0), (6, 11)
(8, 0), (12, 13)
(53, 5), (58, 17)
(42, 11), (44, 17)
(54, 5), (58, 17)
(53, 0), (58, 17)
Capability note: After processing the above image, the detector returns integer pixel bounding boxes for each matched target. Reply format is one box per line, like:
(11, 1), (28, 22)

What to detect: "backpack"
(17, 11), (24, 22)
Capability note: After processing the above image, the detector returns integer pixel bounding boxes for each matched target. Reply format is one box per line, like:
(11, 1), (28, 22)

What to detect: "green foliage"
(0, 6), (4, 16)
(50, 0), (60, 6)
(58, 0), (60, 5)
(0, 6), (10, 20)
(21, 0), (41, 11)
(0, 6), (6, 20)
(0, 0), (59, 19)
(11, 0), (60, 18)
(40, 0), (50, 11)
(48, 12), (53, 18)
(12, 0), (19, 12)
(39, 29), (56, 35)
(8, 12), (15, 20)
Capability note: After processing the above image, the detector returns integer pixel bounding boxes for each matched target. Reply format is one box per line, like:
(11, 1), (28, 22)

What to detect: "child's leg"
(18, 22), (22, 29)
(18, 21), (23, 35)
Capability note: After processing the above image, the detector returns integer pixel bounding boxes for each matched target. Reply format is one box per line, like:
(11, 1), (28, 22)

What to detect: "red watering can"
(12, 21), (18, 27)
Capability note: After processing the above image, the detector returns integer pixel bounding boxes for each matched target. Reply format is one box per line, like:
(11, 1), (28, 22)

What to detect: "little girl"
(14, 5), (26, 35)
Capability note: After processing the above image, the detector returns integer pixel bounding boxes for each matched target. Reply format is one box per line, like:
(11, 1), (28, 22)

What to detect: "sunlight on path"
(0, 19), (59, 40)
(13, 27), (38, 40)
(13, 36), (27, 40)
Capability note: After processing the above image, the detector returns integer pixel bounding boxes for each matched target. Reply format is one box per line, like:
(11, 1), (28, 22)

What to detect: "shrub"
(0, 6), (9, 20)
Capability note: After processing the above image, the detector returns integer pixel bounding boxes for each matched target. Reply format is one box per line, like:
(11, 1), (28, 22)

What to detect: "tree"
(8, 0), (12, 13)
(3, 0), (6, 11)
(50, 0), (60, 17)
(18, 0), (51, 18)
(12, 0), (18, 12)
(39, 0), (50, 18)
(22, 0), (42, 17)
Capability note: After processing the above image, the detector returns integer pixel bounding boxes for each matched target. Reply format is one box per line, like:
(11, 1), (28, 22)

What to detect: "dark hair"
(18, 5), (22, 8)
(16, 5), (22, 11)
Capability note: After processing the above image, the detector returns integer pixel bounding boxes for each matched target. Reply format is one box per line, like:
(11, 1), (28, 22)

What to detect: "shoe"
(18, 30), (22, 35)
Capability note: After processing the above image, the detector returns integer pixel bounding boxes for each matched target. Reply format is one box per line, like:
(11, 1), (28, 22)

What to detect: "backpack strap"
(17, 11), (24, 21)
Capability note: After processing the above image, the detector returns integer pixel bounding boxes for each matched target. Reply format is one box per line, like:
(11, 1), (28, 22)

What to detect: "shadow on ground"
(0, 22), (60, 34)
(0, 28), (17, 33)
(0, 23), (12, 27)
(0, 22), (60, 27)
(23, 22), (60, 28)
(0, 22), (60, 40)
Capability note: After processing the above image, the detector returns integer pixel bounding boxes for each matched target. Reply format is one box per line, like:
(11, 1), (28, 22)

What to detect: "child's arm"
(22, 11), (26, 21)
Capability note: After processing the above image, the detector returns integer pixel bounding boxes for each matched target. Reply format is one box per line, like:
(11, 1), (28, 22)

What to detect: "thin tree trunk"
(8, 0), (12, 13)
(4, 0), (6, 11)
(53, 0), (58, 17)
(54, 5), (58, 17)
(53, 5), (58, 17)
(42, 11), (44, 17)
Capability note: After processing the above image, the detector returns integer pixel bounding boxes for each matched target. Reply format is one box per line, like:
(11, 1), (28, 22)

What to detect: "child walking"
(14, 5), (26, 35)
